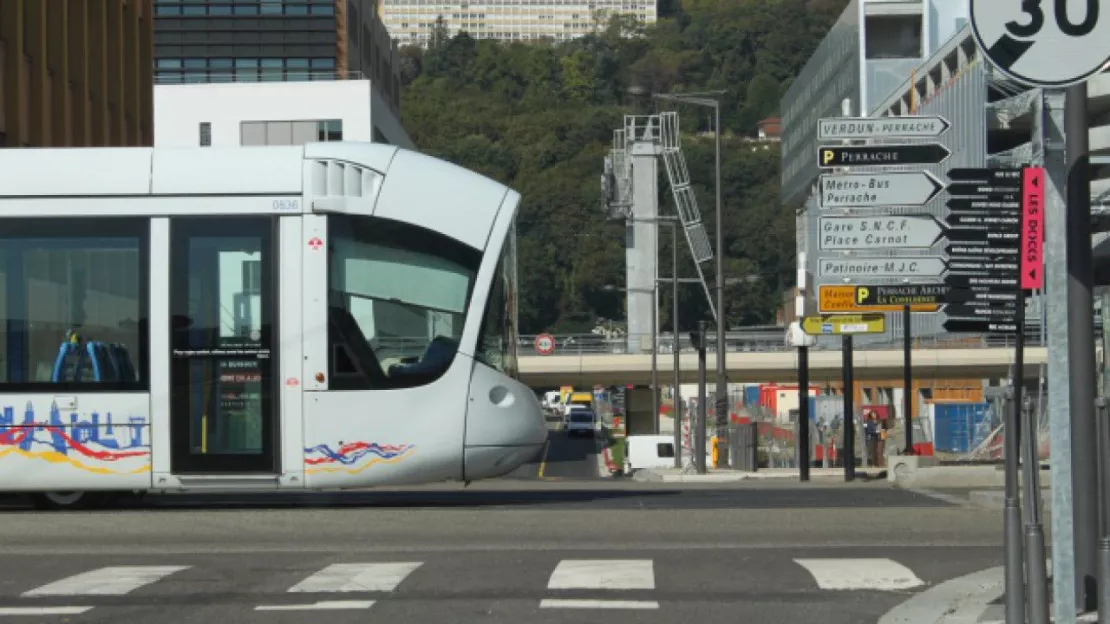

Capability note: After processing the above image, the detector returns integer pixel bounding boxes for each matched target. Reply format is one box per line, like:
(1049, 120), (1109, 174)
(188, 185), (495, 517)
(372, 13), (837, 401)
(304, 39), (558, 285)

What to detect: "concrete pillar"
(625, 117), (660, 354)
(624, 387), (657, 436)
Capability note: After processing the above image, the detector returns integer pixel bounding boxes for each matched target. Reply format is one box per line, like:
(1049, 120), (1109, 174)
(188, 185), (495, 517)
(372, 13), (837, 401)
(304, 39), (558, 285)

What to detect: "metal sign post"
(969, 0), (1110, 618)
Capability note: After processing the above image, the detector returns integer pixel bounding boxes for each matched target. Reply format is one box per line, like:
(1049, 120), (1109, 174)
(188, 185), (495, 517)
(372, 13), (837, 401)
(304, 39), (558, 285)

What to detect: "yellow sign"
(819, 285), (940, 313)
(801, 314), (886, 336)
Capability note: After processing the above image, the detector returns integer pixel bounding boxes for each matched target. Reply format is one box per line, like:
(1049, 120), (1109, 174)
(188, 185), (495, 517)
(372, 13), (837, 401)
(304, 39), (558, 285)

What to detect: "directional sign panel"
(854, 284), (946, 308)
(819, 256), (947, 279)
(946, 213), (1020, 229)
(945, 229), (1021, 244)
(1021, 166), (1046, 289)
(947, 197), (1021, 212)
(801, 314), (885, 336)
(947, 259), (1019, 273)
(817, 116), (951, 141)
(818, 171), (945, 208)
(945, 289), (1020, 304)
(944, 318), (1019, 334)
(818, 215), (943, 250)
(969, 1), (1110, 88)
(947, 183), (1021, 198)
(947, 168), (1022, 183)
(818, 285), (940, 313)
(818, 144), (950, 169)
(945, 302), (1017, 319)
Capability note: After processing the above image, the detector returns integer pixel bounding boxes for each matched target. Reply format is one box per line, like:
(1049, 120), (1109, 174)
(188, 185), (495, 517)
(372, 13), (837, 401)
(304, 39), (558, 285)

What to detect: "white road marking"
(255, 600), (375, 611)
(547, 560), (654, 590)
(794, 558), (925, 591)
(287, 562), (422, 593)
(0, 607), (94, 615)
(22, 566), (189, 596)
(540, 599), (659, 609)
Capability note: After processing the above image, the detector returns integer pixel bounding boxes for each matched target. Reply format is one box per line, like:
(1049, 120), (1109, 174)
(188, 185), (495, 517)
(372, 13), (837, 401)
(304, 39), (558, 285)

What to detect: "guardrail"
(518, 331), (1045, 355)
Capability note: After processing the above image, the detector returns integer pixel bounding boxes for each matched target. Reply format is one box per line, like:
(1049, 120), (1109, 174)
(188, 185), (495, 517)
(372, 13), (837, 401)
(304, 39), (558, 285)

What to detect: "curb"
(877, 566), (1003, 624)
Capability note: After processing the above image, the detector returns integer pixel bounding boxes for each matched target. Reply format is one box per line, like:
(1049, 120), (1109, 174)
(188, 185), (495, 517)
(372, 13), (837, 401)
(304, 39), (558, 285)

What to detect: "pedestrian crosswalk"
(0, 556), (933, 617)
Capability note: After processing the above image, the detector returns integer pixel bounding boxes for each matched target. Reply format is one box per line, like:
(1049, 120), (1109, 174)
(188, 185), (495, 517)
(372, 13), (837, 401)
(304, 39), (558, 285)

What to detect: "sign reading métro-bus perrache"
(818, 171), (945, 208)
(817, 116), (950, 141)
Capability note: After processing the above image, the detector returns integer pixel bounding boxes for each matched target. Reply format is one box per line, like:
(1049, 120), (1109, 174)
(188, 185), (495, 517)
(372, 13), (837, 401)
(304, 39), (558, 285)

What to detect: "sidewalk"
(878, 565), (1099, 623)
(630, 466), (888, 482)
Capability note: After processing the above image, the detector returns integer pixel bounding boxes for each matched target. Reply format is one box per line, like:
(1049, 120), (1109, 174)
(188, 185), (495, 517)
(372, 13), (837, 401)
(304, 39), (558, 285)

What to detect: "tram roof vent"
(308, 159), (382, 199)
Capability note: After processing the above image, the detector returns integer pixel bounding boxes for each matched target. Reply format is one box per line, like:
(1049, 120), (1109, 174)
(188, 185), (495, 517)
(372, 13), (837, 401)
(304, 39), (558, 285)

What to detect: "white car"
(565, 409), (596, 436)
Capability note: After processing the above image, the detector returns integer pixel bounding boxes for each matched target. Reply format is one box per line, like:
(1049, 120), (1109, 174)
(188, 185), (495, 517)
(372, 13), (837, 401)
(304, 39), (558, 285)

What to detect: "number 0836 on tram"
(0, 141), (547, 509)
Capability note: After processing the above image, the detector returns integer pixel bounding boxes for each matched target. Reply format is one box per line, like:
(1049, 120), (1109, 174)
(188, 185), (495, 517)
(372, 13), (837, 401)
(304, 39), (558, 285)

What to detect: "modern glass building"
(152, 0), (402, 115)
(0, 0), (155, 148)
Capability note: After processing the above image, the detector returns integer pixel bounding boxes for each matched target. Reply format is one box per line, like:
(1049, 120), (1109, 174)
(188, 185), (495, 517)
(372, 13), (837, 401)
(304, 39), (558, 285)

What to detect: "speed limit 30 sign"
(534, 333), (556, 355)
(970, 0), (1109, 87)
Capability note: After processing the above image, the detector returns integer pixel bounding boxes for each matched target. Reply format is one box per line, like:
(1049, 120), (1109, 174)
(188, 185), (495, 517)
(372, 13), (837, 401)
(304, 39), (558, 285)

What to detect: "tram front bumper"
(462, 361), (547, 481)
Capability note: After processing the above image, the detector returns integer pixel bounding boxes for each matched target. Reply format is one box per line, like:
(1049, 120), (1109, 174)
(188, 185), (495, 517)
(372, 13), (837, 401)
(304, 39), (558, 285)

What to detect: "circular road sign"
(970, 0), (1110, 88)
(534, 333), (556, 355)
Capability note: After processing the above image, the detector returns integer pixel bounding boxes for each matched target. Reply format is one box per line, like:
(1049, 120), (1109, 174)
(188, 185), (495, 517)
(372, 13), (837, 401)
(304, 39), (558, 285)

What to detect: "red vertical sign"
(1021, 167), (1045, 290)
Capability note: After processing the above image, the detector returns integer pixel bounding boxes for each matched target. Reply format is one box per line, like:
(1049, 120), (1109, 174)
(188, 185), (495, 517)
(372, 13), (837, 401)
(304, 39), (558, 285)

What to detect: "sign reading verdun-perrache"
(818, 257), (947, 278)
(816, 116), (951, 141)
(819, 215), (944, 250)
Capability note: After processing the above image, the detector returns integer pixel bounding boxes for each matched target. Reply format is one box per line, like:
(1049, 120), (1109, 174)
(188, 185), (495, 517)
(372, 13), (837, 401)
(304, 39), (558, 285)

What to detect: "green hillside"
(399, 0), (848, 334)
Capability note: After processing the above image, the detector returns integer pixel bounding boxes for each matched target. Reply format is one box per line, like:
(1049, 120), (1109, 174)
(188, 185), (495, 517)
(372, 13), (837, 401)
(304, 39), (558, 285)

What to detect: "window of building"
(0, 219), (149, 391)
(865, 15), (922, 59)
(317, 119), (342, 141)
(199, 121), (212, 146)
(326, 215), (482, 390)
(154, 57), (337, 84)
(474, 225), (518, 378)
(239, 119), (343, 146)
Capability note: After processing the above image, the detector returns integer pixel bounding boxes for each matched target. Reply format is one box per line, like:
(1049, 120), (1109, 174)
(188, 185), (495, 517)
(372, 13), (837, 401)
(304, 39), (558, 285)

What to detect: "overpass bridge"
(517, 333), (1046, 387)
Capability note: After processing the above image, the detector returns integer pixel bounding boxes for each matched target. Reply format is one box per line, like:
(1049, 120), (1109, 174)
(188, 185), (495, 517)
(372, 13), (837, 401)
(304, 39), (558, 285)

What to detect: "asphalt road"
(503, 427), (600, 481)
(0, 480), (1004, 623)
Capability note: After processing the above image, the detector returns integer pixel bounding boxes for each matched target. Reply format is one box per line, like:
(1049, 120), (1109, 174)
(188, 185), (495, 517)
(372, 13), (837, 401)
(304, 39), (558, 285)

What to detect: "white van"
(622, 435), (678, 473)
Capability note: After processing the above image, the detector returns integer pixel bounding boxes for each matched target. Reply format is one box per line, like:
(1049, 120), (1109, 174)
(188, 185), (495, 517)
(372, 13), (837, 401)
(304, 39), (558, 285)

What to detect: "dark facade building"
(0, 0), (155, 148)
(153, 0), (401, 114)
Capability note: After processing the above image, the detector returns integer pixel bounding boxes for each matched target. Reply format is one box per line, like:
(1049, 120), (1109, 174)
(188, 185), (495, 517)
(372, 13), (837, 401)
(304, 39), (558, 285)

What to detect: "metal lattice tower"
(601, 112), (717, 318)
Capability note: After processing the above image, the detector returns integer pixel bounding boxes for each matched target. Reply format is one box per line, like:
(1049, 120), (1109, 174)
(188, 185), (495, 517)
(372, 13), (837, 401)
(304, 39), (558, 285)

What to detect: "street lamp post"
(652, 90), (728, 465)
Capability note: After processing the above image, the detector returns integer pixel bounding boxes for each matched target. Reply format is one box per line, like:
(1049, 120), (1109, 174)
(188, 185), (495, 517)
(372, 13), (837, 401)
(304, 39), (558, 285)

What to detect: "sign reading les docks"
(819, 285), (940, 313)
(1021, 166), (1045, 289)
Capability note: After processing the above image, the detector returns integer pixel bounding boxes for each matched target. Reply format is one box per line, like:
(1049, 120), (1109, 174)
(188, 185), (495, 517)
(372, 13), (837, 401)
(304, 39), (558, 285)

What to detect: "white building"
(378, 0), (655, 47)
(154, 80), (414, 150)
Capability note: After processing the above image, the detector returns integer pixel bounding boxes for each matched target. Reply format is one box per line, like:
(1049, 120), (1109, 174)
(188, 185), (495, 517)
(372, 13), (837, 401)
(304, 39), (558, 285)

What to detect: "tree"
(400, 0), (850, 333)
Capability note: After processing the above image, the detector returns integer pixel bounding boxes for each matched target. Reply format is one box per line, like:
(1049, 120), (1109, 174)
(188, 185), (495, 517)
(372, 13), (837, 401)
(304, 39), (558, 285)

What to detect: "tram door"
(169, 217), (279, 473)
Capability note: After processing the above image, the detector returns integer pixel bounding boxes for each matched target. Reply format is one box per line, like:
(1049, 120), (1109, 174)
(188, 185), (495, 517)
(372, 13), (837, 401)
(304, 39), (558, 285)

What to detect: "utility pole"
(713, 99), (728, 468)
(1065, 80), (1099, 613)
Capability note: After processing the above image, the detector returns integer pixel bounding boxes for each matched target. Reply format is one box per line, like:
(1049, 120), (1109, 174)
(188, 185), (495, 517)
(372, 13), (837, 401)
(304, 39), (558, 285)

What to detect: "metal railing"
(518, 332), (1045, 356)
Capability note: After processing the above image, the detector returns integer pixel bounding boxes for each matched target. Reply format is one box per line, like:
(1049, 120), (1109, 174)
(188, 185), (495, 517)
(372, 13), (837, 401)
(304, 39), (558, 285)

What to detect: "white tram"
(0, 142), (547, 509)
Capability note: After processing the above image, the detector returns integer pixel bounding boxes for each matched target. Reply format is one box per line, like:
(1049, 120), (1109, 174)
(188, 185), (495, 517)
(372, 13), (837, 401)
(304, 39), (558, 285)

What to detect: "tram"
(0, 142), (547, 509)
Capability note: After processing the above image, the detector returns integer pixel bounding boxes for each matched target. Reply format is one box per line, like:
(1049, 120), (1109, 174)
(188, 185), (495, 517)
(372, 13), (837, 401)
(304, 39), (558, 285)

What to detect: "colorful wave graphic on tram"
(304, 441), (416, 475)
(0, 401), (151, 475)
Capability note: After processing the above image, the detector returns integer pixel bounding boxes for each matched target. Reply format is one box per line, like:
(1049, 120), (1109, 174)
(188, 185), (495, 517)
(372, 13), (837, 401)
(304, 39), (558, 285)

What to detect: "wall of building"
(344, 0), (402, 114)
(0, 0), (154, 148)
(379, 0), (655, 47)
(779, 0), (862, 206)
(153, 81), (413, 149)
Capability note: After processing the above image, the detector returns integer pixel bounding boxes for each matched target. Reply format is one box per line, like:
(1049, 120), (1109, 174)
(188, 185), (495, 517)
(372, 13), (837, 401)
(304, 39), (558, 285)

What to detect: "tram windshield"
(327, 215), (483, 389)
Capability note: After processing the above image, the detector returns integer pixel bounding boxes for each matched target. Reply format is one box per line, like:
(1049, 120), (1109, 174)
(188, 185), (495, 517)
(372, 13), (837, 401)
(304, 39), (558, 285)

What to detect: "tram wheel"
(30, 491), (107, 511)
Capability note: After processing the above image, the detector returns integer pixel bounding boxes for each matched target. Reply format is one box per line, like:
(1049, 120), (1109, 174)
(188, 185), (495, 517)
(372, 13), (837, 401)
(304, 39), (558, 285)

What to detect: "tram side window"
(0, 220), (149, 390)
(327, 215), (482, 390)
(475, 227), (519, 378)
